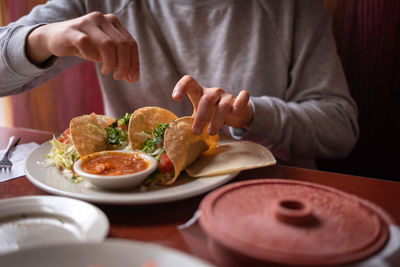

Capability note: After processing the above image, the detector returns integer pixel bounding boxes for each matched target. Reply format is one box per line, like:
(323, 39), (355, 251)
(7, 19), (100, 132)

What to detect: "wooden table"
(1, 126), (400, 263)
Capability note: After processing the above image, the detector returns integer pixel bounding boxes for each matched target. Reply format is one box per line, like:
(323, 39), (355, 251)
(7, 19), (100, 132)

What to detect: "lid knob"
(274, 198), (315, 226)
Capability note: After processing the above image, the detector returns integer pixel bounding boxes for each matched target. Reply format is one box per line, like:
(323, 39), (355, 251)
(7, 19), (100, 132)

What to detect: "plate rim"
(0, 238), (216, 267)
(24, 141), (239, 205)
(0, 195), (109, 254)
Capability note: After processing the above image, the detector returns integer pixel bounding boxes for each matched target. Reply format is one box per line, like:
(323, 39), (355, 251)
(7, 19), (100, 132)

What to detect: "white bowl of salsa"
(73, 150), (158, 190)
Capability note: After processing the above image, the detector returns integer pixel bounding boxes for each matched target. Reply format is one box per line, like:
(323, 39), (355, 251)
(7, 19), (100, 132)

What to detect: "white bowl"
(73, 150), (158, 190)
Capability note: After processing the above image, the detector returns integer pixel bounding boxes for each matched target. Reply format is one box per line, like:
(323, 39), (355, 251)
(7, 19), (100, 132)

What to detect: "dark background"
(317, 0), (400, 181)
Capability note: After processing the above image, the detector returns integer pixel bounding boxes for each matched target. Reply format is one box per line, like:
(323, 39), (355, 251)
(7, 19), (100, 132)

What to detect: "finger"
(172, 75), (200, 99)
(80, 24), (117, 75)
(192, 88), (222, 135)
(226, 90), (253, 128)
(63, 29), (101, 61)
(208, 94), (235, 135)
(103, 14), (139, 81)
(77, 12), (117, 75)
(124, 39), (139, 82)
(173, 75), (203, 112)
(232, 90), (250, 115)
(106, 15), (140, 82)
(97, 16), (130, 80)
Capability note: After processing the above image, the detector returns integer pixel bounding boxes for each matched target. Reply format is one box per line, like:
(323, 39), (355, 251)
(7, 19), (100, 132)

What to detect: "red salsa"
(81, 151), (149, 176)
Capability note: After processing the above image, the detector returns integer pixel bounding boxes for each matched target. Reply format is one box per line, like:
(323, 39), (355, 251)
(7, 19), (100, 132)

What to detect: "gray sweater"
(0, 0), (359, 167)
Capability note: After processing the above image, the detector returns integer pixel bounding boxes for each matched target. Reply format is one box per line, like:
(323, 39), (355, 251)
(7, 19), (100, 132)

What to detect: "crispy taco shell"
(128, 107), (178, 150)
(127, 108), (219, 185)
(162, 117), (219, 185)
(186, 141), (276, 177)
(70, 113), (113, 156)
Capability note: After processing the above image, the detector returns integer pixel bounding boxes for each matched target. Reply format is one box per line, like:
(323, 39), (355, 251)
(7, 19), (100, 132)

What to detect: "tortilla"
(185, 141), (276, 177)
(128, 107), (218, 185)
(128, 106), (178, 150)
(70, 113), (113, 156)
(162, 117), (219, 185)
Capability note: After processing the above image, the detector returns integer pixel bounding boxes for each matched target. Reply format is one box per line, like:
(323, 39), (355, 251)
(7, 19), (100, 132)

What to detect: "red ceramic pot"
(197, 179), (394, 267)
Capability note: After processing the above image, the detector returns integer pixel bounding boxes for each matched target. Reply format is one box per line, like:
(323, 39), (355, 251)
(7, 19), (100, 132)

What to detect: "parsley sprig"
(142, 123), (169, 158)
(106, 113), (132, 145)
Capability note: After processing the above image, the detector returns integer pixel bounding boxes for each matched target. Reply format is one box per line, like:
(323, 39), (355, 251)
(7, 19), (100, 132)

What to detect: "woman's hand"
(172, 75), (253, 135)
(26, 12), (139, 82)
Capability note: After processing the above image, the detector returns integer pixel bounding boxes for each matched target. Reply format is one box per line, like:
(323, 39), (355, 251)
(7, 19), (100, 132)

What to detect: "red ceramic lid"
(199, 179), (393, 266)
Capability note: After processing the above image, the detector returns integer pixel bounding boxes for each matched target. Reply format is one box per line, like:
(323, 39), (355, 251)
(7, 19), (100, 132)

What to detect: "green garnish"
(106, 113), (132, 145)
(106, 127), (127, 145)
(141, 123), (169, 157)
(120, 113), (132, 126)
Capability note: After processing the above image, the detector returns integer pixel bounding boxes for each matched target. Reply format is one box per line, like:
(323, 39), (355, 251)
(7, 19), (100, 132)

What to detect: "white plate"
(24, 142), (238, 205)
(0, 238), (215, 267)
(0, 195), (109, 255)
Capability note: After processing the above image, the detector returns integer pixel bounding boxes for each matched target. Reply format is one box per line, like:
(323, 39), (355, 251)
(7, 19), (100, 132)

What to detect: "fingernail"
(126, 75), (134, 83)
(132, 72), (139, 81)
(129, 73), (137, 82)
(232, 105), (239, 114)
(172, 89), (182, 98)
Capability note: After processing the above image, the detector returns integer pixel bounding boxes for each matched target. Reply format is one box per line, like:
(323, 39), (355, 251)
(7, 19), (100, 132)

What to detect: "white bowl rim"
(73, 150), (158, 180)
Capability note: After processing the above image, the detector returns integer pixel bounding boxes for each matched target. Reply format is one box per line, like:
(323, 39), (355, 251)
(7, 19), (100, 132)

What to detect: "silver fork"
(0, 136), (21, 169)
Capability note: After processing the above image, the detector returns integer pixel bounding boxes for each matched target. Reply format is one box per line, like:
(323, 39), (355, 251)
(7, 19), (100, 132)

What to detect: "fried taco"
(70, 112), (133, 156)
(128, 107), (218, 185)
(47, 113), (132, 182)
(163, 116), (218, 184)
(70, 113), (114, 156)
(129, 106), (178, 150)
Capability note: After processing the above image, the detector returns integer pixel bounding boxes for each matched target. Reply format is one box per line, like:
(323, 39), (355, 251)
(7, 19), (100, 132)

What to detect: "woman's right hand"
(172, 75), (253, 136)
(26, 12), (139, 82)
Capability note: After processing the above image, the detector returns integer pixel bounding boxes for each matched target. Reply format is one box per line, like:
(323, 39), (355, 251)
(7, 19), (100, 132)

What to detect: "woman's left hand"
(172, 75), (253, 135)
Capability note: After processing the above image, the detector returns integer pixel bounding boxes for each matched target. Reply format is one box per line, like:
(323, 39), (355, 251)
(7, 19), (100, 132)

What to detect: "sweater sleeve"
(233, 0), (359, 162)
(0, 0), (86, 96)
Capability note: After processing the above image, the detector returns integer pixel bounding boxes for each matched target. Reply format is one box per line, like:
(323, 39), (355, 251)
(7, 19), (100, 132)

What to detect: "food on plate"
(46, 113), (132, 182)
(128, 106), (178, 150)
(46, 107), (276, 188)
(161, 116), (218, 184)
(46, 128), (81, 182)
(186, 141), (276, 177)
(80, 150), (151, 176)
(74, 150), (158, 189)
(128, 107), (218, 186)
(70, 113), (114, 156)
(104, 112), (132, 149)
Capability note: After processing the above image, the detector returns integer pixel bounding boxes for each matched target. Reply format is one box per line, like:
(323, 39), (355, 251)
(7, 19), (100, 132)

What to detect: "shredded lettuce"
(46, 136), (82, 183)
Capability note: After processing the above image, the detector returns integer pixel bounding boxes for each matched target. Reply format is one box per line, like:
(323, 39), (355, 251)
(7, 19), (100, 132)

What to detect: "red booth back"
(319, 0), (400, 181)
